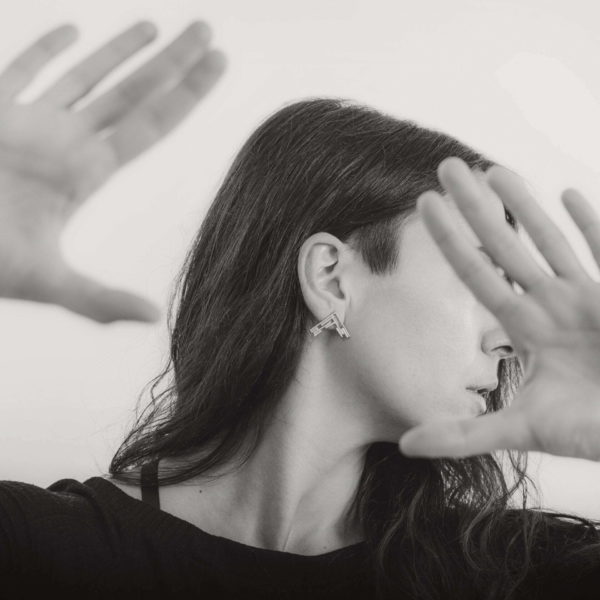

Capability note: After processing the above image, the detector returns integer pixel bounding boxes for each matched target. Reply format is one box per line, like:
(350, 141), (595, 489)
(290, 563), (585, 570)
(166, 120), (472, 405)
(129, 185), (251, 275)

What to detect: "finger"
(417, 190), (545, 339)
(0, 24), (78, 102)
(561, 188), (600, 271)
(107, 49), (226, 167)
(438, 158), (550, 293)
(57, 268), (161, 324)
(36, 21), (158, 108)
(398, 410), (533, 458)
(486, 166), (589, 283)
(79, 21), (213, 131)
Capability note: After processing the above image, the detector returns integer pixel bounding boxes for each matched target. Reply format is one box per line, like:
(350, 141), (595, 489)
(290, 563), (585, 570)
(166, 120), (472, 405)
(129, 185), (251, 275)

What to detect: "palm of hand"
(0, 103), (113, 300)
(0, 103), (114, 211)
(515, 280), (600, 459)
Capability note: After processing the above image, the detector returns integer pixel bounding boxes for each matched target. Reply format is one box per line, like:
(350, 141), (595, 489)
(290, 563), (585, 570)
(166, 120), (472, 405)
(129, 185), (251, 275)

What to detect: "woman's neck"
(162, 345), (378, 553)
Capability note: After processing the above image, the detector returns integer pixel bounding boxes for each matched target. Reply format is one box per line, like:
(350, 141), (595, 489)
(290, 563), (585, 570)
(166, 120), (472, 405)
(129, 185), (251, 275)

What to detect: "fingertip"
(486, 166), (525, 193)
(561, 187), (583, 205)
(189, 20), (213, 44)
(437, 156), (466, 181)
(398, 428), (428, 457)
(400, 418), (476, 459)
(398, 436), (416, 457)
(136, 20), (159, 40)
(136, 302), (162, 323)
(99, 294), (162, 325)
(54, 23), (79, 43)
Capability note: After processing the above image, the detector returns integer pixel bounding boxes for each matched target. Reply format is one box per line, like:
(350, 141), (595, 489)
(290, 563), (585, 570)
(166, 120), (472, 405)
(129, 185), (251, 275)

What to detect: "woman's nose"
(482, 329), (516, 359)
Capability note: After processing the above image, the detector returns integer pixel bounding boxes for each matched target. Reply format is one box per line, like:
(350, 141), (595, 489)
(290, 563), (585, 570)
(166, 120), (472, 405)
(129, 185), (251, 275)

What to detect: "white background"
(1, 0), (600, 518)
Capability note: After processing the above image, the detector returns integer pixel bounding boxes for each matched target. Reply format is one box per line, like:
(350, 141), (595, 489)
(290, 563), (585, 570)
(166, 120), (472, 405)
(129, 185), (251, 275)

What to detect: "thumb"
(398, 410), (530, 458)
(54, 267), (161, 324)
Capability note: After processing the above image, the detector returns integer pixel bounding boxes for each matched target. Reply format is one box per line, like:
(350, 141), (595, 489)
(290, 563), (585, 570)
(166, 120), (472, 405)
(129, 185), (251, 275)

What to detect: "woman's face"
(338, 191), (514, 434)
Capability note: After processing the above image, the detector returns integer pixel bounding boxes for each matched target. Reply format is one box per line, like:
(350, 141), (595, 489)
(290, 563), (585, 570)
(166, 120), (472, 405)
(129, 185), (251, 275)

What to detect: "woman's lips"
(466, 389), (487, 413)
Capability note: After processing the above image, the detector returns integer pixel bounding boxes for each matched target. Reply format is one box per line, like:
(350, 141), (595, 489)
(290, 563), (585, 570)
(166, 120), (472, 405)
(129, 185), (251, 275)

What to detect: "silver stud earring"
(309, 311), (351, 339)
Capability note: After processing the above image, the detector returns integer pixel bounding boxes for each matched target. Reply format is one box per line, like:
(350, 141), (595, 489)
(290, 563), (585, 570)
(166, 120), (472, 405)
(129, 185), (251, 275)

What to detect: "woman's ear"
(297, 232), (350, 323)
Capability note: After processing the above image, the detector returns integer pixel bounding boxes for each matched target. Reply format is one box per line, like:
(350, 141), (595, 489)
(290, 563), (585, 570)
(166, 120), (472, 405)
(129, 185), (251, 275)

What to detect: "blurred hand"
(0, 21), (226, 323)
(399, 158), (600, 461)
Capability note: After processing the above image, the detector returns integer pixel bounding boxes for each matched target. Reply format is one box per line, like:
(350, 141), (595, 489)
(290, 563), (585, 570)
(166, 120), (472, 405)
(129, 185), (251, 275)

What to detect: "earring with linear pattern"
(309, 311), (351, 339)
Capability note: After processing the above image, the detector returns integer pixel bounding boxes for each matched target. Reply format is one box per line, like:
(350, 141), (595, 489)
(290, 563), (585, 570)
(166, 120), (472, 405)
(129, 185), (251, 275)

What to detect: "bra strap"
(140, 459), (160, 509)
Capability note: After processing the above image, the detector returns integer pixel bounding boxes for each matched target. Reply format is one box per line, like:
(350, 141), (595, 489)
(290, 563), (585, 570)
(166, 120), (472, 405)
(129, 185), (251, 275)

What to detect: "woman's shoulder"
(0, 476), (142, 559)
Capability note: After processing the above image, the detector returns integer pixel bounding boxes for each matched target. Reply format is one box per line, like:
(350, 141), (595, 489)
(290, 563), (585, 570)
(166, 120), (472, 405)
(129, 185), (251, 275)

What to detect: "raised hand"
(399, 158), (600, 461)
(0, 22), (226, 323)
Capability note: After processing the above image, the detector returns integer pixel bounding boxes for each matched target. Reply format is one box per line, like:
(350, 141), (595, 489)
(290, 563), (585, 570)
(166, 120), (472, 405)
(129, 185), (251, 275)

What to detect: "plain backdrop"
(1, 0), (600, 518)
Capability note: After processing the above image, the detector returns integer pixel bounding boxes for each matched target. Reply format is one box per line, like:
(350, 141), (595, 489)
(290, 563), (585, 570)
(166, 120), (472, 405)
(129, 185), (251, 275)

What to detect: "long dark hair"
(108, 98), (600, 599)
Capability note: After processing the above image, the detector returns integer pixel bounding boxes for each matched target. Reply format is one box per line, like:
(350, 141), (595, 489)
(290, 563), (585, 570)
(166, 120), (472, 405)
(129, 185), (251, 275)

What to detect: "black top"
(1, 460), (600, 599)
(0, 460), (371, 599)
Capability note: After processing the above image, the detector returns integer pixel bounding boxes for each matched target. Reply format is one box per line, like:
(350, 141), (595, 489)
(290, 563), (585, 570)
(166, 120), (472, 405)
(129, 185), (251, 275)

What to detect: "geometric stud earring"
(309, 311), (351, 339)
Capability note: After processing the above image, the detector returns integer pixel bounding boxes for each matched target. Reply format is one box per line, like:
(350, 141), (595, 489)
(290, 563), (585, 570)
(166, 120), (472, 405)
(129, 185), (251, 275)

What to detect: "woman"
(102, 99), (600, 599)
(2, 23), (600, 600)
